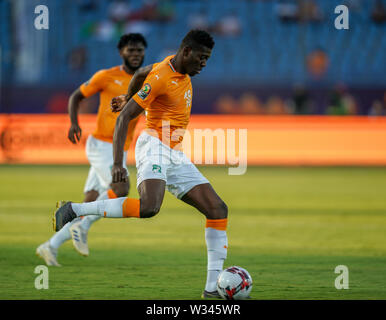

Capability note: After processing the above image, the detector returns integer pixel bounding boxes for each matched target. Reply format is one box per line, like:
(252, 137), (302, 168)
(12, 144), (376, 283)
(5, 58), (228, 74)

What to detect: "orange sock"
(122, 198), (140, 218)
(107, 189), (118, 199)
(206, 218), (228, 231)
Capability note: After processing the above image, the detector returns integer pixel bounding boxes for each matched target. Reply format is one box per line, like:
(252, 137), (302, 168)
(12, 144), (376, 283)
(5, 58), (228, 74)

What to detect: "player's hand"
(111, 164), (128, 183)
(111, 94), (128, 113)
(68, 123), (82, 144)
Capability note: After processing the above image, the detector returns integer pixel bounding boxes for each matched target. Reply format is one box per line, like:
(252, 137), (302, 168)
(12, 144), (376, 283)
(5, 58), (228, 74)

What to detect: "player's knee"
(84, 190), (99, 202)
(207, 200), (228, 219)
(140, 205), (160, 218)
(111, 182), (129, 198)
(218, 200), (228, 219)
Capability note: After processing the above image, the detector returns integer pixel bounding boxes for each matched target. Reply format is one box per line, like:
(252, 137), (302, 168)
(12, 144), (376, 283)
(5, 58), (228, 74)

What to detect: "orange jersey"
(133, 56), (192, 149)
(80, 65), (139, 151)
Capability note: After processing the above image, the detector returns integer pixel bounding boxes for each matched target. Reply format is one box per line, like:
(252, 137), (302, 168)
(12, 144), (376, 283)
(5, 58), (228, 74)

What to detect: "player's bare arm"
(68, 88), (85, 144)
(111, 64), (153, 112)
(112, 99), (144, 183)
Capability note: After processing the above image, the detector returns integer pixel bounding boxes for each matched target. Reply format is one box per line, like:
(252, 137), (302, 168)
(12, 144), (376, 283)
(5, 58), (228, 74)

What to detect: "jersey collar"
(167, 56), (189, 78)
(168, 61), (176, 73)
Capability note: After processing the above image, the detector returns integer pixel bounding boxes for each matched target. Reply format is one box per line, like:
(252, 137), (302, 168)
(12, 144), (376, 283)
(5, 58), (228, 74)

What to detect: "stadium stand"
(0, 0), (385, 115)
(1, 0), (385, 87)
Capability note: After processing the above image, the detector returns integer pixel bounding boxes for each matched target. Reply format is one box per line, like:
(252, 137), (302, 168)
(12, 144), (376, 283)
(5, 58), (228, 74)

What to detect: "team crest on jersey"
(184, 89), (192, 108)
(137, 83), (151, 100)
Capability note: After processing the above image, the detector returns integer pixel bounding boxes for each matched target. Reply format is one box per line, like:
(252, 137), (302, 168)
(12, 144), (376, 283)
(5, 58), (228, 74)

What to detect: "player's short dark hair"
(180, 29), (215, 51)
(117, 33), (148, 50)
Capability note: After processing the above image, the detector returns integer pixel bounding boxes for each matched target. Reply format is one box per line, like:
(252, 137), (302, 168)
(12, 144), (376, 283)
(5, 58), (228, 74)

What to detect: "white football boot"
(36, 241), (61, 267)
(69, 220), (89, 256)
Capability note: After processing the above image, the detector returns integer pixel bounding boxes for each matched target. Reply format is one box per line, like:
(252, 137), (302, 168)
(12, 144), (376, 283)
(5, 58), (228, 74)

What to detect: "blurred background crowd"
(0, 0), (385, 115)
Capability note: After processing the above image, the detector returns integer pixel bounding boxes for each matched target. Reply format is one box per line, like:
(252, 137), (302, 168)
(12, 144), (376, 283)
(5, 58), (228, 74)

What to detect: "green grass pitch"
(0, 165), (386, 300)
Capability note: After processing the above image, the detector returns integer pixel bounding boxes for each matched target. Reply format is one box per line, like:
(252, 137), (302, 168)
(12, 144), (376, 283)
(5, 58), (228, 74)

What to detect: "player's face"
(120, 42), (145, 71)
(184, 46), (212, 77)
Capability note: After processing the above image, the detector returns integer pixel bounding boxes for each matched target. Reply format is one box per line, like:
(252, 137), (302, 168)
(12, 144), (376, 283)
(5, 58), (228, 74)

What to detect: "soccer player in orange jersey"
(53, 30), (229, 299)
(37, 34), (155, 266)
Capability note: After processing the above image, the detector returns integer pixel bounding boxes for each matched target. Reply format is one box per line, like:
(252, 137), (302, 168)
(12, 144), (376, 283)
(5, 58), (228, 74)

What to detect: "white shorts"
(135, 131), (209, 199)
(84, 135), (128, 195)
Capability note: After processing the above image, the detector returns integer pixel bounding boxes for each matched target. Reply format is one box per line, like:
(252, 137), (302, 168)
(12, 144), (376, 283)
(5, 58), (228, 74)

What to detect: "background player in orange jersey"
(37, 34), (155, 266)
(54, 30), (230, 299)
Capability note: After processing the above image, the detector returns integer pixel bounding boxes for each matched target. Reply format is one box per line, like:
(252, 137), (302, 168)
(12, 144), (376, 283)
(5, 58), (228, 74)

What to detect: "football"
(216, 266), (253, 300)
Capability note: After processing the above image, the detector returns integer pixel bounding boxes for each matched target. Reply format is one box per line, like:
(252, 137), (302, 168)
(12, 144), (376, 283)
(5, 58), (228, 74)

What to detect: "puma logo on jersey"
(171, 80), (178, 86)
(155, 74), (160, 80)
(114, 80), (123, 86)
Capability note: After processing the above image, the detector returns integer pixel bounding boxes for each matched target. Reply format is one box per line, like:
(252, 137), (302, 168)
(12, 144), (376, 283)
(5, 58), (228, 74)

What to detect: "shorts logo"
(152, 164), (161, 173)
(137, 83), (151, 100)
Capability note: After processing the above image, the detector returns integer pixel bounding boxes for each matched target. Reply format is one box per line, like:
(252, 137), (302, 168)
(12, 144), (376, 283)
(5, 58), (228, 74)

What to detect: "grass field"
(0, 164), (386, 300)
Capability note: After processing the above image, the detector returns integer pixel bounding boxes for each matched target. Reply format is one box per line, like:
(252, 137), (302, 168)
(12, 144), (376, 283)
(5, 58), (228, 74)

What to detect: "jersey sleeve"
(132, 71), (166, 110)
(79, 70), (107, 98)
